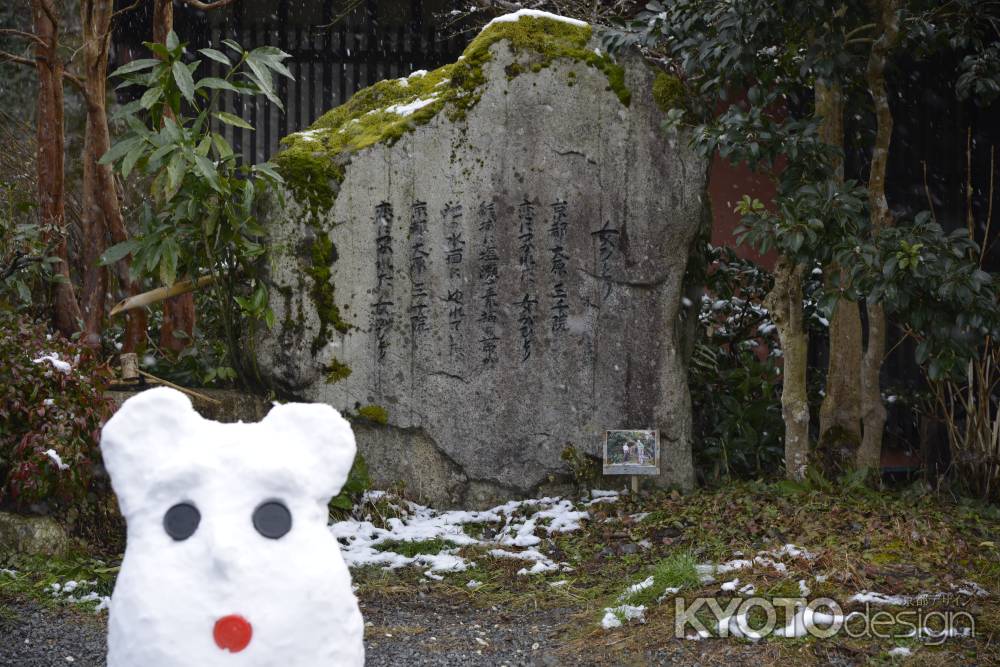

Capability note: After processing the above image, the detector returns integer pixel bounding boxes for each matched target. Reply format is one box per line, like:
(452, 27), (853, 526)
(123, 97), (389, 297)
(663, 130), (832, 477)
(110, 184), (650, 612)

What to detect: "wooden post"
(631, 475), (639, 495)
(120, 352), (139, 383)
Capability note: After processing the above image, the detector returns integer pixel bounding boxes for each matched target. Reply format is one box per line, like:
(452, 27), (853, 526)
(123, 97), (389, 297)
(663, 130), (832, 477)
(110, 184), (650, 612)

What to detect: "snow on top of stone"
(394, 69), (428, 86)
(294, 128), (325, 142)
(483, 9), (589, 31)
(384, 94), (438, 116)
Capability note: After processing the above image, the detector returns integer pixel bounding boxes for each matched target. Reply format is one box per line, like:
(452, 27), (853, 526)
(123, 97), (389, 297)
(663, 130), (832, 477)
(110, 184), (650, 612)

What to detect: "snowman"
(100, 387), (365, 667)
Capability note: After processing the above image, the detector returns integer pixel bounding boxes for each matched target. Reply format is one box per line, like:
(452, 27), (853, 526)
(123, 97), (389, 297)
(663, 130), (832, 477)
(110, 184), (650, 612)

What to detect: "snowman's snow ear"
(100, 387), (201, 514)
(261, 402), (357, 500)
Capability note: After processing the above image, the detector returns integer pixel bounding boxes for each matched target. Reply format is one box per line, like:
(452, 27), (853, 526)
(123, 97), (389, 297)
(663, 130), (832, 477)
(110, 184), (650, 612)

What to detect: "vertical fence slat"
(339, 18), (347, 107)
(278, 2), (290, 146)
(322, 0), (333, 111)
(250, 20), (259, 163)
(231, 4), (243, 160)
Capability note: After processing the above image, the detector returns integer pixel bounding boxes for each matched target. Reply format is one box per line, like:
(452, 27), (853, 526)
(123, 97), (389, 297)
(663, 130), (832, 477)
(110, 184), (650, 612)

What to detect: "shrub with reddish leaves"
(0, 310), (113, 516)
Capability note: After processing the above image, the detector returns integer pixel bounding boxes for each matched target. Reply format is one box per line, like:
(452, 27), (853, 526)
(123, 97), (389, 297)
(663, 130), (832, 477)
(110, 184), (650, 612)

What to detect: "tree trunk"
(151, 0), (196, 354)
(153, 0), (173, 44)
(32, 0), (82, 337)
(79, 0), (147, 349)
(815, 81), (864, 472)
(857, 0), (901, 471)
(766, 258), (810, 481)
(860, 303), (887, 469)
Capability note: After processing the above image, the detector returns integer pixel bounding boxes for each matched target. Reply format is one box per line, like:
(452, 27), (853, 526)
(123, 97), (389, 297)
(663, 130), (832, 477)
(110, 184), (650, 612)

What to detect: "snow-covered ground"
(330, 490), (609, 579)
(46, 580), (110, 612)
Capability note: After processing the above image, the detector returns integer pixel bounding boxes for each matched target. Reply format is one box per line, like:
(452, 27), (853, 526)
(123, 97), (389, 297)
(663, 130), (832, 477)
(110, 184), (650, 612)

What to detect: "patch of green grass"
(640, 509), (670, 524)
(763, 578), (802, 599)
(0, 600), (18, 622)
(373, 538), (457, 558)
(968, 542), (1000, 593)
(461, 522), (487, 539)
(620, 551), (700, 606)
(0, 552), (119, 612)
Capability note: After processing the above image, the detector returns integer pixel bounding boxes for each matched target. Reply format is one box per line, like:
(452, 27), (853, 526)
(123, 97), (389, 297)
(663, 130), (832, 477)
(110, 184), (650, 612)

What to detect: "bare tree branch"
(470, 0), (525, 13)
(178, 0), (239, 11)
(111, 0), (143, 21)
(62, 69), (85, 93)
(843, 22), (876, 41)
(0, 28), (47, 48)
(0, 50), (36, 68)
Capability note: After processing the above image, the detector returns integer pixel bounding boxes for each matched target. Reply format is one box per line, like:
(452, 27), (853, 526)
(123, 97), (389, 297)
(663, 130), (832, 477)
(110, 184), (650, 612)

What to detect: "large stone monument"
(260, 10), (708, 507)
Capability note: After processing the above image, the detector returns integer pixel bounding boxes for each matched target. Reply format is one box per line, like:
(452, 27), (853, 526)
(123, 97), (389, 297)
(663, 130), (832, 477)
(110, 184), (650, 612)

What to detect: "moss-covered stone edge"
(651, 70), (696, 123)
(272, 15), (632, 204)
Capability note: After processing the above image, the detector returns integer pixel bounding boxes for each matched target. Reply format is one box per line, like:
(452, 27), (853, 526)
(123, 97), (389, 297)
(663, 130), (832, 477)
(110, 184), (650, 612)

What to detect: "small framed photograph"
(603, 429), (660, 475)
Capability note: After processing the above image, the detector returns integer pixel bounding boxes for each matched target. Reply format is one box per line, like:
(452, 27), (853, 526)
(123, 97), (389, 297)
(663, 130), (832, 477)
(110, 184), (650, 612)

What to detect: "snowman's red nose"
(213, 614), (252, 653)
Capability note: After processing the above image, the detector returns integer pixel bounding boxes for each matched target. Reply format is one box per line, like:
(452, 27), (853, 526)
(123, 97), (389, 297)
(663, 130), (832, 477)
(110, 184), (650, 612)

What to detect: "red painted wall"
(708, 155), (778, 270)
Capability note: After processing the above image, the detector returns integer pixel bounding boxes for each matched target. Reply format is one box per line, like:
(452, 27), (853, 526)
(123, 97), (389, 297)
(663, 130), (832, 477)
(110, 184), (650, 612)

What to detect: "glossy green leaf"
(198, 48), (232, 67)
(99, 240), (141, 266)
(110, 58), (161, 78)
(172, 59), (196, 102)
(213, 111), (254, 130)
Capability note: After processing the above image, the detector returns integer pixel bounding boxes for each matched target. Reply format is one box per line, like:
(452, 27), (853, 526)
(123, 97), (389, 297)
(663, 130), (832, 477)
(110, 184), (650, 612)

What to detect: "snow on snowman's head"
(100, 387), (364, 666)
(101, 387), (356, 518)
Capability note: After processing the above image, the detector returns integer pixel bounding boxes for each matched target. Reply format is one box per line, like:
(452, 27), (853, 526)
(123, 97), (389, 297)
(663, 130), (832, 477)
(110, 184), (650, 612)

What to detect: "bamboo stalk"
(109, 275), (216, 316)
(138, 370), (222, 405)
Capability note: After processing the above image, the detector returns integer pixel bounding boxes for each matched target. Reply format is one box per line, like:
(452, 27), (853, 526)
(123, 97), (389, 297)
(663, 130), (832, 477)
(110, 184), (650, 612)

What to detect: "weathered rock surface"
(107, 388), (272, 424)
(0, 511), (70, 556)
(260, 12), (708, 507)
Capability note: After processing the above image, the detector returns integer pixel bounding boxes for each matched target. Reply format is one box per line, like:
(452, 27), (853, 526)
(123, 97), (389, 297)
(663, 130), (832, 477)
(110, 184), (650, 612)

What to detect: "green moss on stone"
(356, 404), (389, 424)
(272, 146), (344, 214)
(324, 357), (352, 384)
(652, 71), (688, 115)
(307, 232), (349, 354)
(329, 454), (370, 514)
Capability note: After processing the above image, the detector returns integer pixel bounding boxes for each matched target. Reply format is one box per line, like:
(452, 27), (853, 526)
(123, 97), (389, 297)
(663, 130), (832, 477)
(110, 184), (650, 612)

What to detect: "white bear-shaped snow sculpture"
(100, 387), (364, 667)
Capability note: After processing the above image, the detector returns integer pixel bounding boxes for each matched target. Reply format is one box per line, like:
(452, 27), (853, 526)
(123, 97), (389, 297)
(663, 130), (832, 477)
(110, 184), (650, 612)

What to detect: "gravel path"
(0, 593), (866, 666)
(0, 594), (576, 666)
(0, 599), (106, 667)
(361, 593), (571, 666)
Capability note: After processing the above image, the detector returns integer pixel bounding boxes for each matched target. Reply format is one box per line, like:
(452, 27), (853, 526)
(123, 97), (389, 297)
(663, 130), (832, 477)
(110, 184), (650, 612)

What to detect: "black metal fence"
(115, 0), (466, 164)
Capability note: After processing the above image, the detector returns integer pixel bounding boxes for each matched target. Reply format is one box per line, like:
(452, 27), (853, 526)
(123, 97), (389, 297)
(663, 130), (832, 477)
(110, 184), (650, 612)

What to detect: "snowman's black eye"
(163, 502), (200, 541)
(253, 500), (292, 539)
